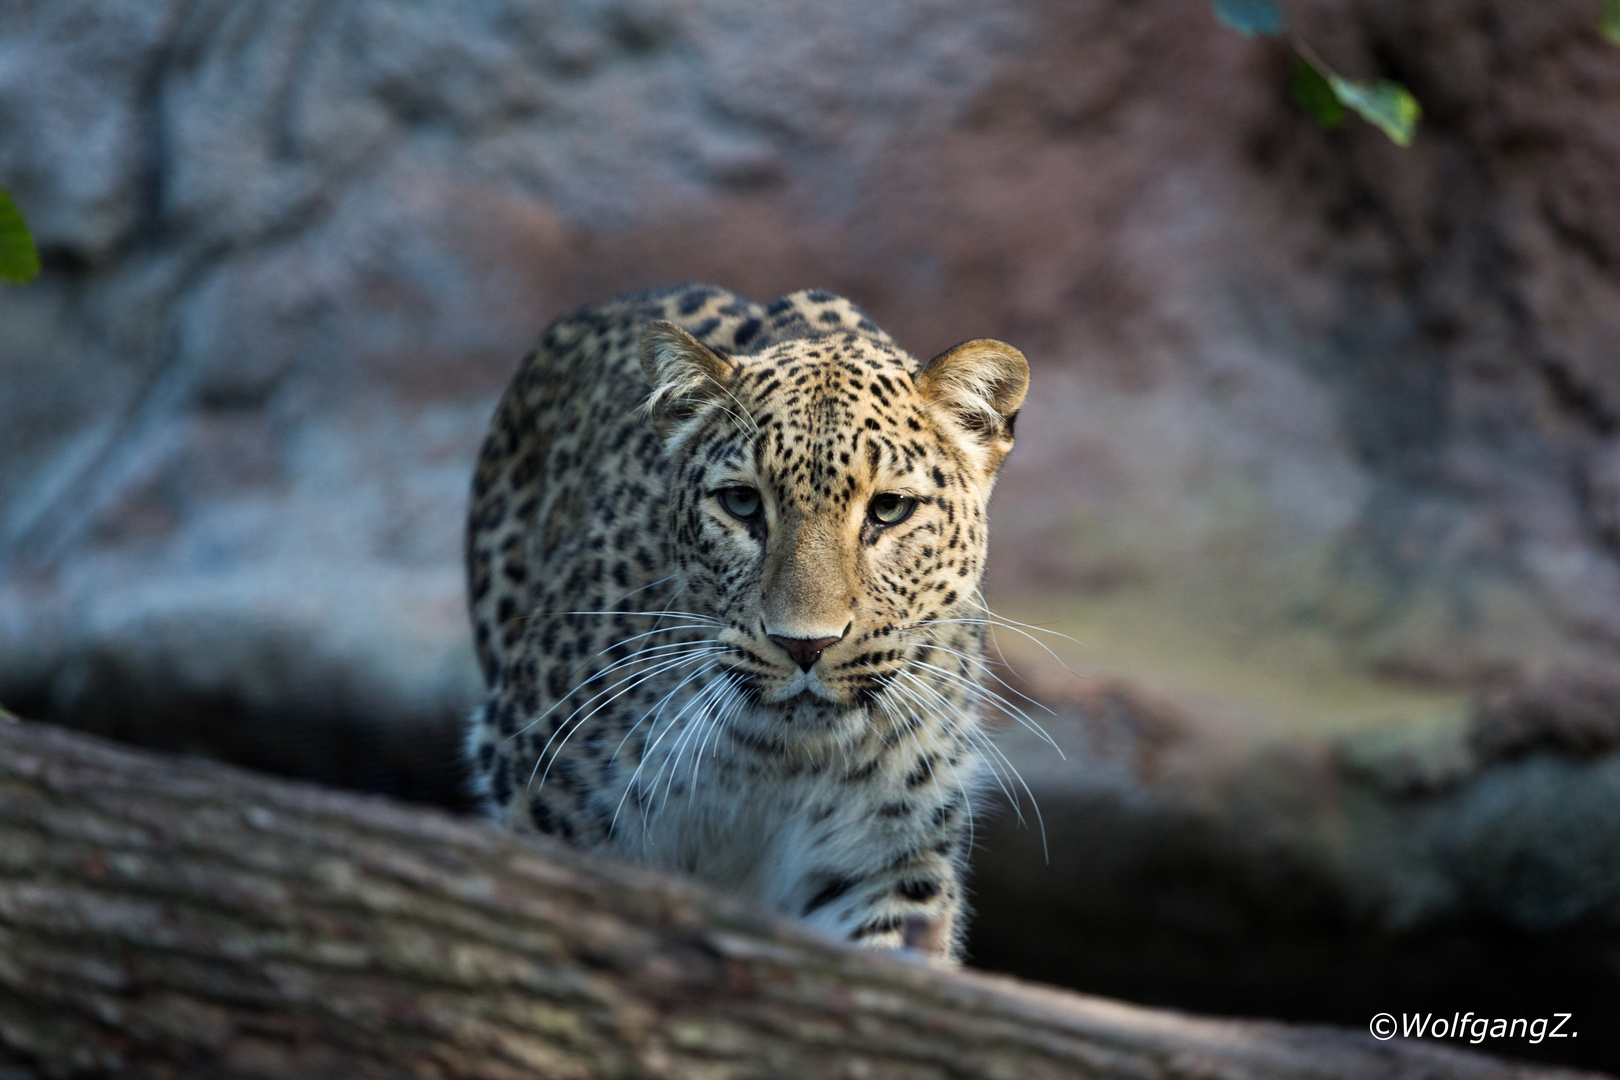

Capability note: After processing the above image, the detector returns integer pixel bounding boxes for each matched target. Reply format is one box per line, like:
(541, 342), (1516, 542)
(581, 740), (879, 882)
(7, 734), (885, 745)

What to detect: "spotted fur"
(466, 284), (1028, 960)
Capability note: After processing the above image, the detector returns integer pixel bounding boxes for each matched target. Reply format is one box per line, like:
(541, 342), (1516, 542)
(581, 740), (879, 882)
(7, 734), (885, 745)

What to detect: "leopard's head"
(642, 318), (1027, 740)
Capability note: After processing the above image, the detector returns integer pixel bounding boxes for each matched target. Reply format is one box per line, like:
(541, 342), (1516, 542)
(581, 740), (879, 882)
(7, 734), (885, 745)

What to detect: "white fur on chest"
(605, 700), (984, 926)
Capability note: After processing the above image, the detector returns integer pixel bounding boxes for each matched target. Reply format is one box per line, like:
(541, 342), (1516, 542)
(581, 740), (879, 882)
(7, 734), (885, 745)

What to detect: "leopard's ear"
(917, 339), (1029, 465)
(640, 321), (738, 433)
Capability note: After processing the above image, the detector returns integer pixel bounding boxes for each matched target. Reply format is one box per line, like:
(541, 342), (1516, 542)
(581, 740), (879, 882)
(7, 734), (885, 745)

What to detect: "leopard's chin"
(734, 660), (847, 707)
(722, 694), (865, 753)
(761, 682), (854, 716)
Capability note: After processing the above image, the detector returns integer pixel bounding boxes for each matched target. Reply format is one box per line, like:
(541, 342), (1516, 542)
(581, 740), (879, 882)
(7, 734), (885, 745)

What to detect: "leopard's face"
(642, 323), (1028, 732)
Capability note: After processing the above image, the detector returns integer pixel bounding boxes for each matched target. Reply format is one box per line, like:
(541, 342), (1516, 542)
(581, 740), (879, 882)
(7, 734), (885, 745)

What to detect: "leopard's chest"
(602, 700), (982, 916)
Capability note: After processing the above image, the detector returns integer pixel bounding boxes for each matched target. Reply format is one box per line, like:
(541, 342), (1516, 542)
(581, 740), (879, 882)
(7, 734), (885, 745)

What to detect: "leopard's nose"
(767, 630), (846, 672)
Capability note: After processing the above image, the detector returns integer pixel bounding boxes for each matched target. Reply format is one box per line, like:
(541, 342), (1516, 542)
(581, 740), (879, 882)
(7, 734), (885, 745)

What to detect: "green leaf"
(1212, 0), (1284, 37)
(0, 189), (41, 285)
(1326, 73), (1421, 146)
(1290, 56), (1345, 128)
(1603, 0), (1620, 44)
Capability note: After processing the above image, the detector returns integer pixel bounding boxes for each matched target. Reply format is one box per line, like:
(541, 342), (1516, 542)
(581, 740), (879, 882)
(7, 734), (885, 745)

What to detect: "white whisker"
(610, 660), (722, 840)
(893, 630), (1057, 718)
(529, 647), (723, 791)
(650, 673), (736, 819)
(894, 668), (1048, 862)
(505, 638), (718, 745)
(887, 671), (1022, 827)
(902, 657), (1063, 757)
(689, 677), (745, 795)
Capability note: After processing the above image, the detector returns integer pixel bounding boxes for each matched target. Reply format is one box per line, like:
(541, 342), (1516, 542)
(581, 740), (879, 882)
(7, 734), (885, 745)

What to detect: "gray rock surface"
(0, 0), (1028, 800)
(6, 0), (1618, 749)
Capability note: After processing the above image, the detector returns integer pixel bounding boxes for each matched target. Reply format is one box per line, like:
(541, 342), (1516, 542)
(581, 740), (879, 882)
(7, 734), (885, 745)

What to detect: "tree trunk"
(0, 714), (1597, 1079)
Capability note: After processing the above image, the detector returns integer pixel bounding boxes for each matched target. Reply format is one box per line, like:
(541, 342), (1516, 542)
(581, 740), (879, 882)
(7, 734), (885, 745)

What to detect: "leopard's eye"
(868, 492), (917, 527)
(720, 486), (763, 522)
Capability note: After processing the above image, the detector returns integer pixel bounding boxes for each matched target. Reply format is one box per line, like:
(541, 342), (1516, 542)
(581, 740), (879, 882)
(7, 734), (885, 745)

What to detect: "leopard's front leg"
(789, 789), (972, 963)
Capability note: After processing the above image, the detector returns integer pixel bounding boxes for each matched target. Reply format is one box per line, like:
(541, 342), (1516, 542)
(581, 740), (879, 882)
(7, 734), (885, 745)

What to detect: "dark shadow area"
(968, 788), (1620, 1073)
(9, 691), (476, 816)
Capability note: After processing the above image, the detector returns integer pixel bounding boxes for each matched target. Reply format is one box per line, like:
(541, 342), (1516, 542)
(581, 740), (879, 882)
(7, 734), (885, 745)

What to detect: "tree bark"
(0, 714), (1598, 1079)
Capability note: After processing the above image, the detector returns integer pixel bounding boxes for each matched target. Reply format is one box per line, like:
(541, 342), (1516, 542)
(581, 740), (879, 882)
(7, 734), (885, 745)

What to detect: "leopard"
(465, 284), (1028, 961)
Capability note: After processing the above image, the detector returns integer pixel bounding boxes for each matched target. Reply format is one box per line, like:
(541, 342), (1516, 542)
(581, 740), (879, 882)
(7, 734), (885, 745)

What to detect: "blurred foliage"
(1212, 0), (1284, 37)
(0, 189), (40, 284)
(1289, 57), (1345, 128)
(1219, 0), (1615, 144)
(1215, 0), (1419, 145)
(1323, 70), (1420, 145)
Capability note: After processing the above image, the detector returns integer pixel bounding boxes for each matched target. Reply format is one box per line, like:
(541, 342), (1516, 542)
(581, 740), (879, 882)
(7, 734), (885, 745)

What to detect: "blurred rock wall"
(7, 0), (1612, 734)
(0, 0), (1027, 799)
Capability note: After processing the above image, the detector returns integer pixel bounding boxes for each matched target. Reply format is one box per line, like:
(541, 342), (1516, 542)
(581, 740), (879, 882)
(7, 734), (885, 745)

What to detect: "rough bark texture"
(0, 714), (1599, 1080)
